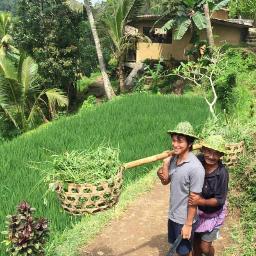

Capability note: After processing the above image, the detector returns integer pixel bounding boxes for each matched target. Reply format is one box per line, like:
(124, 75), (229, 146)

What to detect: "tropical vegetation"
(0, 55), (68, 137)
(0, 0), (255, 255)
(0, 93), (209, 255)
(161, 0), (230, 43)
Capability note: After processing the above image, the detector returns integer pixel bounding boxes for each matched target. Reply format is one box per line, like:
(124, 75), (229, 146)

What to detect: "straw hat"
(201, 135), (226, 154)
(167, 121), (198, 139)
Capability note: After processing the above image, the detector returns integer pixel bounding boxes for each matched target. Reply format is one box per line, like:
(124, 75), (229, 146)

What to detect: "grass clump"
(45, 146), (121, 185)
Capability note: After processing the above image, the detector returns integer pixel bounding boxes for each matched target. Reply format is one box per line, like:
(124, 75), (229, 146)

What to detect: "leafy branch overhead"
(174, 47), (226, 118)
(161, 0), (230, 40)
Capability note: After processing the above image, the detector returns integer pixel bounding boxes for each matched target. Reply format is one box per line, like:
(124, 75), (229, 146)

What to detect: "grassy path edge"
(49, 167), (158, 256)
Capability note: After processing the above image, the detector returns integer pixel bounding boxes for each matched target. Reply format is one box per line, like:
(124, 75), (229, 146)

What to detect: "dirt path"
(79, 179), (234, 256)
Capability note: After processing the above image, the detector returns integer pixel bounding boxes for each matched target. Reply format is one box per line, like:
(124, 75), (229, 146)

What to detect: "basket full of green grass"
(45, 146), (122, 215)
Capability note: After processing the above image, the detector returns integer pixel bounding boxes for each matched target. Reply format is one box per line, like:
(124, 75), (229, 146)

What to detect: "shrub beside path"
(79, 179), (234, 256)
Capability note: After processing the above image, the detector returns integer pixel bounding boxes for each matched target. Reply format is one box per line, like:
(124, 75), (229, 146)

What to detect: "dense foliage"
(12, 0), (98, 105)
(225, 118), (256, 255)
(0, 0), (17, 13)
(0, 55), (69, 137)
(215, 47), (256, 117)
(229, 0), (256, 19)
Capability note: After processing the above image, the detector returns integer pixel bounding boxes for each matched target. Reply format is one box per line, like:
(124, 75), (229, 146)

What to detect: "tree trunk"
(84, 0), (115, 100)
(125, 62), (144, 89)
(118, 60), (126, 93)
(203, 3), (214, 47)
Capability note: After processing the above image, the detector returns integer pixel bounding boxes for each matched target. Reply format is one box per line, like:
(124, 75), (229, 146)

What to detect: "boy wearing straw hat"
(157, 121), (205, 256)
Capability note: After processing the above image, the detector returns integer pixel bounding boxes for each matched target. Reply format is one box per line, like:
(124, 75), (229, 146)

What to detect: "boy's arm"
(157, 156), (171, 185)
(182, 165), (205, 239)
(189, 168), (229, 207)
(181, 192), (199, 239)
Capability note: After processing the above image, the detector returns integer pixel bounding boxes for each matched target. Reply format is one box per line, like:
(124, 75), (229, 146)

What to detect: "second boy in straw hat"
(157, 121), (205, 256)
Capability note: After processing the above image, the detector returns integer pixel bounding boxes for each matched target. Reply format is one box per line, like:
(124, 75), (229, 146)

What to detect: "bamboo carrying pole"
(123, 144), (202, 170)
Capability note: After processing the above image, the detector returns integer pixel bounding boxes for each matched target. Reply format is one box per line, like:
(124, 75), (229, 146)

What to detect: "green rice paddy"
(0, 93), (209, 255)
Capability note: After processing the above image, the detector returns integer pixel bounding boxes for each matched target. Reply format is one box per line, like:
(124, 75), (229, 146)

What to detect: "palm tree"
(102, 0), (145, 93)
(66, 0), (116, 100)
(203, 2), (214, 47)
(0, 55), (68, 133)
(83, 0), (116, 99)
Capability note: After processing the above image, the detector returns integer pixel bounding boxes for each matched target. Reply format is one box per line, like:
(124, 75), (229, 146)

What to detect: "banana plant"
(161, 0), (230, 41)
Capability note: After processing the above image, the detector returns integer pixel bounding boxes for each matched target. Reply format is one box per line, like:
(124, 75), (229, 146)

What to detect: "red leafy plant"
(2, 201), (49, 255)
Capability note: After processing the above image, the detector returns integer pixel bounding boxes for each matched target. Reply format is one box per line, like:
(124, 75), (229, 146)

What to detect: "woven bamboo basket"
(55, 168), (123, 215)
(55, 144), (201, 215)
(224, 141), (245, 167)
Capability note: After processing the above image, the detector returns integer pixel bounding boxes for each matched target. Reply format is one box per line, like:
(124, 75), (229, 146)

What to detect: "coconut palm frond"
(0, 103), (20, 129)
(0, 12), (12, 38)
(0, 75), (23, 107)
(103, 0), (125, 48)
(21, 56), (38, 94)
(124, 0), (146, 21)
(44, 88), (69, 108)
(0, 75), (9, 103)
(44, 88), (69, 119)
(1, 34), (12, 44)
(26, 103), (42, 127)
(102, 0), (143, 55)
(0, 55), (17, 80)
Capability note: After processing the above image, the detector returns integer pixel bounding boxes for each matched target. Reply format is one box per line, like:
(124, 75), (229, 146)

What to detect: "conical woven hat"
(201, 135), (226, 154)
(167, 121), (198, 139)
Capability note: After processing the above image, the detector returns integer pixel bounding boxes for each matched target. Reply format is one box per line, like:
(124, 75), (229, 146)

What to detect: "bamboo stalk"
(123, 144), (202, 170)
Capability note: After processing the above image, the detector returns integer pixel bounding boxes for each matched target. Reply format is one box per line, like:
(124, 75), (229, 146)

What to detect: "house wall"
(211, 9), (229, 20)
(135, 20), (192, 61)
(202, 24), (243, 45)
(134, 20), (244, 61)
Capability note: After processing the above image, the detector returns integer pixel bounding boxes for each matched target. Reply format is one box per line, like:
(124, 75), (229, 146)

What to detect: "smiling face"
(202, 146), (223, 166)
(171, 134), (191, 155)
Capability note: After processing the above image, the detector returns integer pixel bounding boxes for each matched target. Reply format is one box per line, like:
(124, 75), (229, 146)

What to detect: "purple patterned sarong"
(195, 201), (228, 233)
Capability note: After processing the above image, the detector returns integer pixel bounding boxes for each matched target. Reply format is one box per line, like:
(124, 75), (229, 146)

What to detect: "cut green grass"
(0, 93), (209, 255)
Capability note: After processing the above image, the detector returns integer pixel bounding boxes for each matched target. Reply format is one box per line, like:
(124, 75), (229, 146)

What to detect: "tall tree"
(84, 0), (115, 99)
(13, 0), (91, 106)
(204, 3), (214, 47)
(66, 0), (116, 100)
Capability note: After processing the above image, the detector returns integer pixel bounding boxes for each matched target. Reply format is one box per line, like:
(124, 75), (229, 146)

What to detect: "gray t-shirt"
(168, 152), (205, 224)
